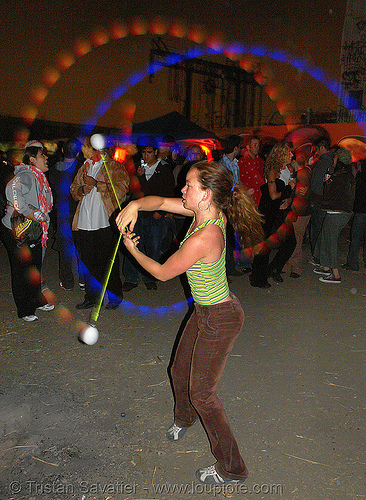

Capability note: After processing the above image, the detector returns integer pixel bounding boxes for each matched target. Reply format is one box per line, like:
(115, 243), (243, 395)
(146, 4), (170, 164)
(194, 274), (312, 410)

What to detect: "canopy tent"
(131, 111), (219, 143)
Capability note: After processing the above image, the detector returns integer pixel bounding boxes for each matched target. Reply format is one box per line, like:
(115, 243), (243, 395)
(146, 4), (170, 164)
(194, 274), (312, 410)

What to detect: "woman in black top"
(249, 142), (296, 288)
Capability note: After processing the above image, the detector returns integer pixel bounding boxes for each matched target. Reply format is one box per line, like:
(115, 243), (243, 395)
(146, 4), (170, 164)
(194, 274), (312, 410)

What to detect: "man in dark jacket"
(313, 147), (355, 283)
(122, 142), (175, 291)
(309, 137), (335, 261)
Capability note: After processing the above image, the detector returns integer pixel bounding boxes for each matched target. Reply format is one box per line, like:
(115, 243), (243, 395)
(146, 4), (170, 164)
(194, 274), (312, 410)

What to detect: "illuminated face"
(31, 149), (48, 172)
(82, 142), (94, 159)
(142, 147), (157, 166)
(249, 139), (260, 157)
(188, 146), (204, 162)
(181, 168), (206, 210)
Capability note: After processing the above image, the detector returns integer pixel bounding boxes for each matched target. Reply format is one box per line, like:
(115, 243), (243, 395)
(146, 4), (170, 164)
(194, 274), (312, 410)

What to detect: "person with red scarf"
(1, 140), (54, 321)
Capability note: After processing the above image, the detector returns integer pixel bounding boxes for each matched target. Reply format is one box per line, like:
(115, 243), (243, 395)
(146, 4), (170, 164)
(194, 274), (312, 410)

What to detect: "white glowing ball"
(90, 133), (106, 150)
(79, 324), (99, 345)
(350, 287), (357, 295)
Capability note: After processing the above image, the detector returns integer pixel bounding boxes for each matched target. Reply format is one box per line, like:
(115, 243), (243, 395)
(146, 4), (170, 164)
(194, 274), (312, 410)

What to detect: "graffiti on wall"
(339, 15), (366, 117)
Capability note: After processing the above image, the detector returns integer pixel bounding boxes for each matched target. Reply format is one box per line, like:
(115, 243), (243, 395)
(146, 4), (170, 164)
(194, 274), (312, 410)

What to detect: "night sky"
(0, 0), (347, 129)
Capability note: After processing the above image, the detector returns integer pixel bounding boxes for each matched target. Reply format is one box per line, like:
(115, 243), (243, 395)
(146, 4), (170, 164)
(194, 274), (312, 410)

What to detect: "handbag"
(10, 210), (42, 247)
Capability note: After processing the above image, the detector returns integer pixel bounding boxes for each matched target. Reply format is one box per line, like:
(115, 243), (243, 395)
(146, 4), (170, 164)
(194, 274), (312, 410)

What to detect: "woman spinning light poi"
(116, 161), (263, 484)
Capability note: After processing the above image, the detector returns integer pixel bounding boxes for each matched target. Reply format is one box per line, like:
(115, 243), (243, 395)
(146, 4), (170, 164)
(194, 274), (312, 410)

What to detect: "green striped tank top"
(180, 211), (229, 305)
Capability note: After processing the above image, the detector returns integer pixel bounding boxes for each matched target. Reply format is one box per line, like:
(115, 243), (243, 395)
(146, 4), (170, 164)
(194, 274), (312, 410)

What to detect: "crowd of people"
(0, 132), (364, 321)
(0, 130), (364, 485)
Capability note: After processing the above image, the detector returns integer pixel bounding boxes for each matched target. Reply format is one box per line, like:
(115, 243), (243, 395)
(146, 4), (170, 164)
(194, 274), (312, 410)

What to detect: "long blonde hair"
(264, 142), (290, 178)
(192, 161), (264, 249)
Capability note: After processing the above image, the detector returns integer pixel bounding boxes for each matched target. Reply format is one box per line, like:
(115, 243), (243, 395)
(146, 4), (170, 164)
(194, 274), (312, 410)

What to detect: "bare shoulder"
(185, 223), (224, 252)
(203, 223), (224, 238)
(175, 221), (224, 265)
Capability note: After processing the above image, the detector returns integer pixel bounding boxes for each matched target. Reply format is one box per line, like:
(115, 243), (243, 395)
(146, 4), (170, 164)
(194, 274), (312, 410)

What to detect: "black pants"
(78, 226), (123, 303)
(1, 224), (45, 317)
(267, 230), (297, 274)
(251, 218), (296, 286)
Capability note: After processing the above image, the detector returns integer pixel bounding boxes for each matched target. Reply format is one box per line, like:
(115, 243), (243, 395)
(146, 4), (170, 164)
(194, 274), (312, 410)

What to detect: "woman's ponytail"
(227, 184), (264, 250)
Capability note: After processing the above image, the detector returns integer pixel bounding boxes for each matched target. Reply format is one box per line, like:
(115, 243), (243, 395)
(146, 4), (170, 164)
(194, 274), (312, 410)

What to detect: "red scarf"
(26, 164), (53, 246)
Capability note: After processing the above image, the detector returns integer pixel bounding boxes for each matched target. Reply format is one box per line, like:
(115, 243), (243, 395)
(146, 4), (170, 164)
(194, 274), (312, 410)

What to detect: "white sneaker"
(319, 274), (341, 284)
(166, 423), (188, 441)
(22, 315), (39, 322)
(195, 464), (248, 484)
(313, 267), (332, 276)
(37, 304), (55, 311)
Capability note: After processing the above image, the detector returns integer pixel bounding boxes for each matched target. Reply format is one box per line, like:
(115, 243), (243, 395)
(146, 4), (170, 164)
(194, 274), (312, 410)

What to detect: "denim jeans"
(123, 216), (164, 284)
(346, 213), (366, 270)
(170, 295), (248, 480)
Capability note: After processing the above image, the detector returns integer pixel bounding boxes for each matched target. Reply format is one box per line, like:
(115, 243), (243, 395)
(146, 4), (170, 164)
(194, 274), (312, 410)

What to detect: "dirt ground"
(0, 229), (365, 500)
